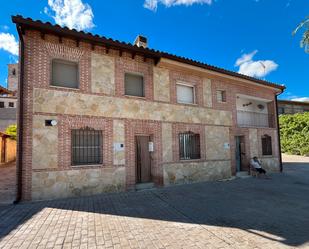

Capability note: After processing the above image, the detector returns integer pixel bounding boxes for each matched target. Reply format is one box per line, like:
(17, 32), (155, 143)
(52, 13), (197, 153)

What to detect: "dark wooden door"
(235, 136), (246, 172)
(136, 136), (151, 183)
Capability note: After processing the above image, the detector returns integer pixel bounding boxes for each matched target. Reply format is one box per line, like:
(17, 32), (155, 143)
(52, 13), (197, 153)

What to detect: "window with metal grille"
(124, 73), (144, 97)
(71, 128), (103, 165)
(179, 132), (201, 160)
(51, 59), (79, 88)
(8, 102), (14, 107)
(0, 102), (4, 108)
(261, 135), (272, 156)
(217, 90), (226, 102)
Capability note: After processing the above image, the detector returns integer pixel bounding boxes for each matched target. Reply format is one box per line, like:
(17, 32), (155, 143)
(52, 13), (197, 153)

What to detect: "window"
(8, 102), (14, 108)
(0, 102), (4, 108)
(71, 128), (103, 165)
(12, 68), (16, 76)
(124, 73), (144, 97)
(278, 107), (285, 114)
(179, 132), (201, 160)
(217, 90), (226, 102)
(176, 84), (195, 104)
(51, 59), (79, 88)
(261, 135), (272, 156)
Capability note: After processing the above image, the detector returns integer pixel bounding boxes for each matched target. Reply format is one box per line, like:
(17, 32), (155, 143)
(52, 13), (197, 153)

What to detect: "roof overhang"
(12, 15), (285, 92)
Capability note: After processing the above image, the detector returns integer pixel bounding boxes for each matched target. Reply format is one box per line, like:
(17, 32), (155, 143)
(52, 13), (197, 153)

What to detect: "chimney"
(134, 35), (148, 48)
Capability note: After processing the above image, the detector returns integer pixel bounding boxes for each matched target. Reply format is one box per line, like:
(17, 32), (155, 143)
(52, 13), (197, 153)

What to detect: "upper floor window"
(71, 128), (103, 166)
(176, 83), (195, 104)
(125, 73), (144, 97)
(179, 132), (200, 160)
(217, 90), (226, 103)
(0, 102), (4, 108)
(12, 68), (16, 76)
(51, 59), (79, 89)
(8, 102), (14, 108)
(261, 135), (272, 156)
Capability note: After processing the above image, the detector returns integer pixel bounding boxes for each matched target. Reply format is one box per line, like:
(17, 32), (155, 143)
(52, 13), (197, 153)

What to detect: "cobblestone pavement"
(0, 160), (309, 249)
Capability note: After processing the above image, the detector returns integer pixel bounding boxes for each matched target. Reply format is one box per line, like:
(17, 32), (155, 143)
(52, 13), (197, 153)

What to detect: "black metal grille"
(262, 135), (272, 156)
(179, 132), (201, 160)
(71, 128), (102, 165)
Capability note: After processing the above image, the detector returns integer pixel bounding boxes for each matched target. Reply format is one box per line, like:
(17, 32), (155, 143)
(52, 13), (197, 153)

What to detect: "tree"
(293, 16), (309, 53)
(279, 113), (309, 156)
(5, 124), (17, 140)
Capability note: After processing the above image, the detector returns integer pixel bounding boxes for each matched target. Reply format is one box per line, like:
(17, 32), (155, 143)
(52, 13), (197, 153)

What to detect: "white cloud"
(0, 33), (18, 56)
(235, 50), (278, 78)
(144, 0), (212, 11)
(45, 0), (94, 31)
(291, 97), (309, 102)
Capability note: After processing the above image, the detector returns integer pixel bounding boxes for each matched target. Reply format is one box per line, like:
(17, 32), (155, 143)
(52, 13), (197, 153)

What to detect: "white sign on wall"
(224, 143), (230, 149)
(114, 143), (124, 152)
(149, 142), (154, 152)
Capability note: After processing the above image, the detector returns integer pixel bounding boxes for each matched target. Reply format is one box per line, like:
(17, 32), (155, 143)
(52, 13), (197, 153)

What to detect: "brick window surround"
(115, 56), (154, 100)
(125, 120), (162, 188)
(170, 71), (203, 106)
(58, 115), (113, 170)
(172, 123), (206, 162)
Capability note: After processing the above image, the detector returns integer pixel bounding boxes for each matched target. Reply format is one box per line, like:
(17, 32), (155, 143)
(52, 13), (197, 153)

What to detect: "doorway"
(235, 136), (246, 172)
(136, 136), (151, 183)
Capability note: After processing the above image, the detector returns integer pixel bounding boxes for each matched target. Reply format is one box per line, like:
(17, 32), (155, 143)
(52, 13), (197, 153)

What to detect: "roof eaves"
(12, 15), (285, 91)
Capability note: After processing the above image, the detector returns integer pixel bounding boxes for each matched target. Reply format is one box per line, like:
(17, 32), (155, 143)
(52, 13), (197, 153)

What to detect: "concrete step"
(236, 171), (251, 179)
(135, 182), (155, 191)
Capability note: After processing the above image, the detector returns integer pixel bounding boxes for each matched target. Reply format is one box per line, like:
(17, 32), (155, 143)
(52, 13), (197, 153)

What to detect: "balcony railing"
(237, 110), (274, 128)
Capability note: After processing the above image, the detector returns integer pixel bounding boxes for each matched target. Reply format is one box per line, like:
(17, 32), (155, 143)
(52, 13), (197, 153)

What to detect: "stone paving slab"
(0, 161), (309, 249)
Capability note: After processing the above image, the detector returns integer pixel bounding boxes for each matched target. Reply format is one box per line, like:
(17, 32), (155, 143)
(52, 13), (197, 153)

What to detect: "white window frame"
(176, 82), (196, 105)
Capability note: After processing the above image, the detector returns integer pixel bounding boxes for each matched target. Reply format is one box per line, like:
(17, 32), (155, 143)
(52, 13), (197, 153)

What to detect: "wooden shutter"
(125, 73), (144, 97)
(52, 59), (79, 88)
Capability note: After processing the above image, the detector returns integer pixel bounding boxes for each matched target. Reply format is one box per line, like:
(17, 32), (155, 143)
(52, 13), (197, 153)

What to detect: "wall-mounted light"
(45, 120), (58, 126)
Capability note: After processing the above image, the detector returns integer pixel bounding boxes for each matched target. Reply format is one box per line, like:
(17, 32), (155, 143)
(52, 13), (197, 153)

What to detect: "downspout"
(14, 24), (25, 204)
(275, 91), (283, 172)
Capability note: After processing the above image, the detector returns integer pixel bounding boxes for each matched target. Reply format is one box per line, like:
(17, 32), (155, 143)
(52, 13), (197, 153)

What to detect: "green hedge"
(279, 112), (309, 156)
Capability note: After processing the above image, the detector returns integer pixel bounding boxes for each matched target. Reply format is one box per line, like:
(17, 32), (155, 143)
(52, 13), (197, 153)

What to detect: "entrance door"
(136, 136), (151, 183)
(235, 136), (246, 172)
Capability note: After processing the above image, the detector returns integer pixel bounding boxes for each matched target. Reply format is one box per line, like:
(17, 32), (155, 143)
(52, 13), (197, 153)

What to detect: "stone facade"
(15, 23), (282, 201)
(32, 167), (125, 200)
(163, 160), (231, 185)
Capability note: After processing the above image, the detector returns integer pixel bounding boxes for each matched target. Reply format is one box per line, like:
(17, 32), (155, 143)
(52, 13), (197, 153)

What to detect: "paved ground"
(0, 156), (308, 249)
(0, 161), (16, 205)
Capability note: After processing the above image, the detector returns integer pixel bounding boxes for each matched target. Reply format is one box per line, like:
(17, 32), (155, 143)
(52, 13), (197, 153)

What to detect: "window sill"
(124, 95), (146, 100)
(71, 164), (103, 168)
(179, 158), (202, 163)
(176, 102), (198, 106)
(50, 85), (80, 91)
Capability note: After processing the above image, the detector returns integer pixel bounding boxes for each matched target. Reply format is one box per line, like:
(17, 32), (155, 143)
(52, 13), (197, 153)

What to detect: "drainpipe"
(14, 24), (25, 204)
(275, 92), (283, 172)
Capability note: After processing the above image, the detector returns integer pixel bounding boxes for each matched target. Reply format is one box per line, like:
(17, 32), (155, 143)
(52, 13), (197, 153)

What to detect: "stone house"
(12, 16), (285, 201)
(278, 99), (309, 115)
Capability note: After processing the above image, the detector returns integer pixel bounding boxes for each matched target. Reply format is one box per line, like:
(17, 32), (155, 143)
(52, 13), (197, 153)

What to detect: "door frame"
(235, 136), (246, 172)
(135, 135), (152, 184)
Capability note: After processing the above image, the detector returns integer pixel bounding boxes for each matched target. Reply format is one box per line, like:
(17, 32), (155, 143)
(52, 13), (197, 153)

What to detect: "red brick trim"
(172, 123), (206, 162)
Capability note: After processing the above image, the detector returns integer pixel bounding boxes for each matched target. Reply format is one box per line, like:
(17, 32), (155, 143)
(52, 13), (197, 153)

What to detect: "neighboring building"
(278, 99), (309, 115)
(0, 131), (16, 164)
(7, 64), (19, 93)
(12, 16), (285, 201)
(0, 85), (17, 131)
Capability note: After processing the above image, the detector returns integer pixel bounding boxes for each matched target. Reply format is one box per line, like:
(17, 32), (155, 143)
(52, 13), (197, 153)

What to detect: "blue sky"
(0, 0), (308, 100)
